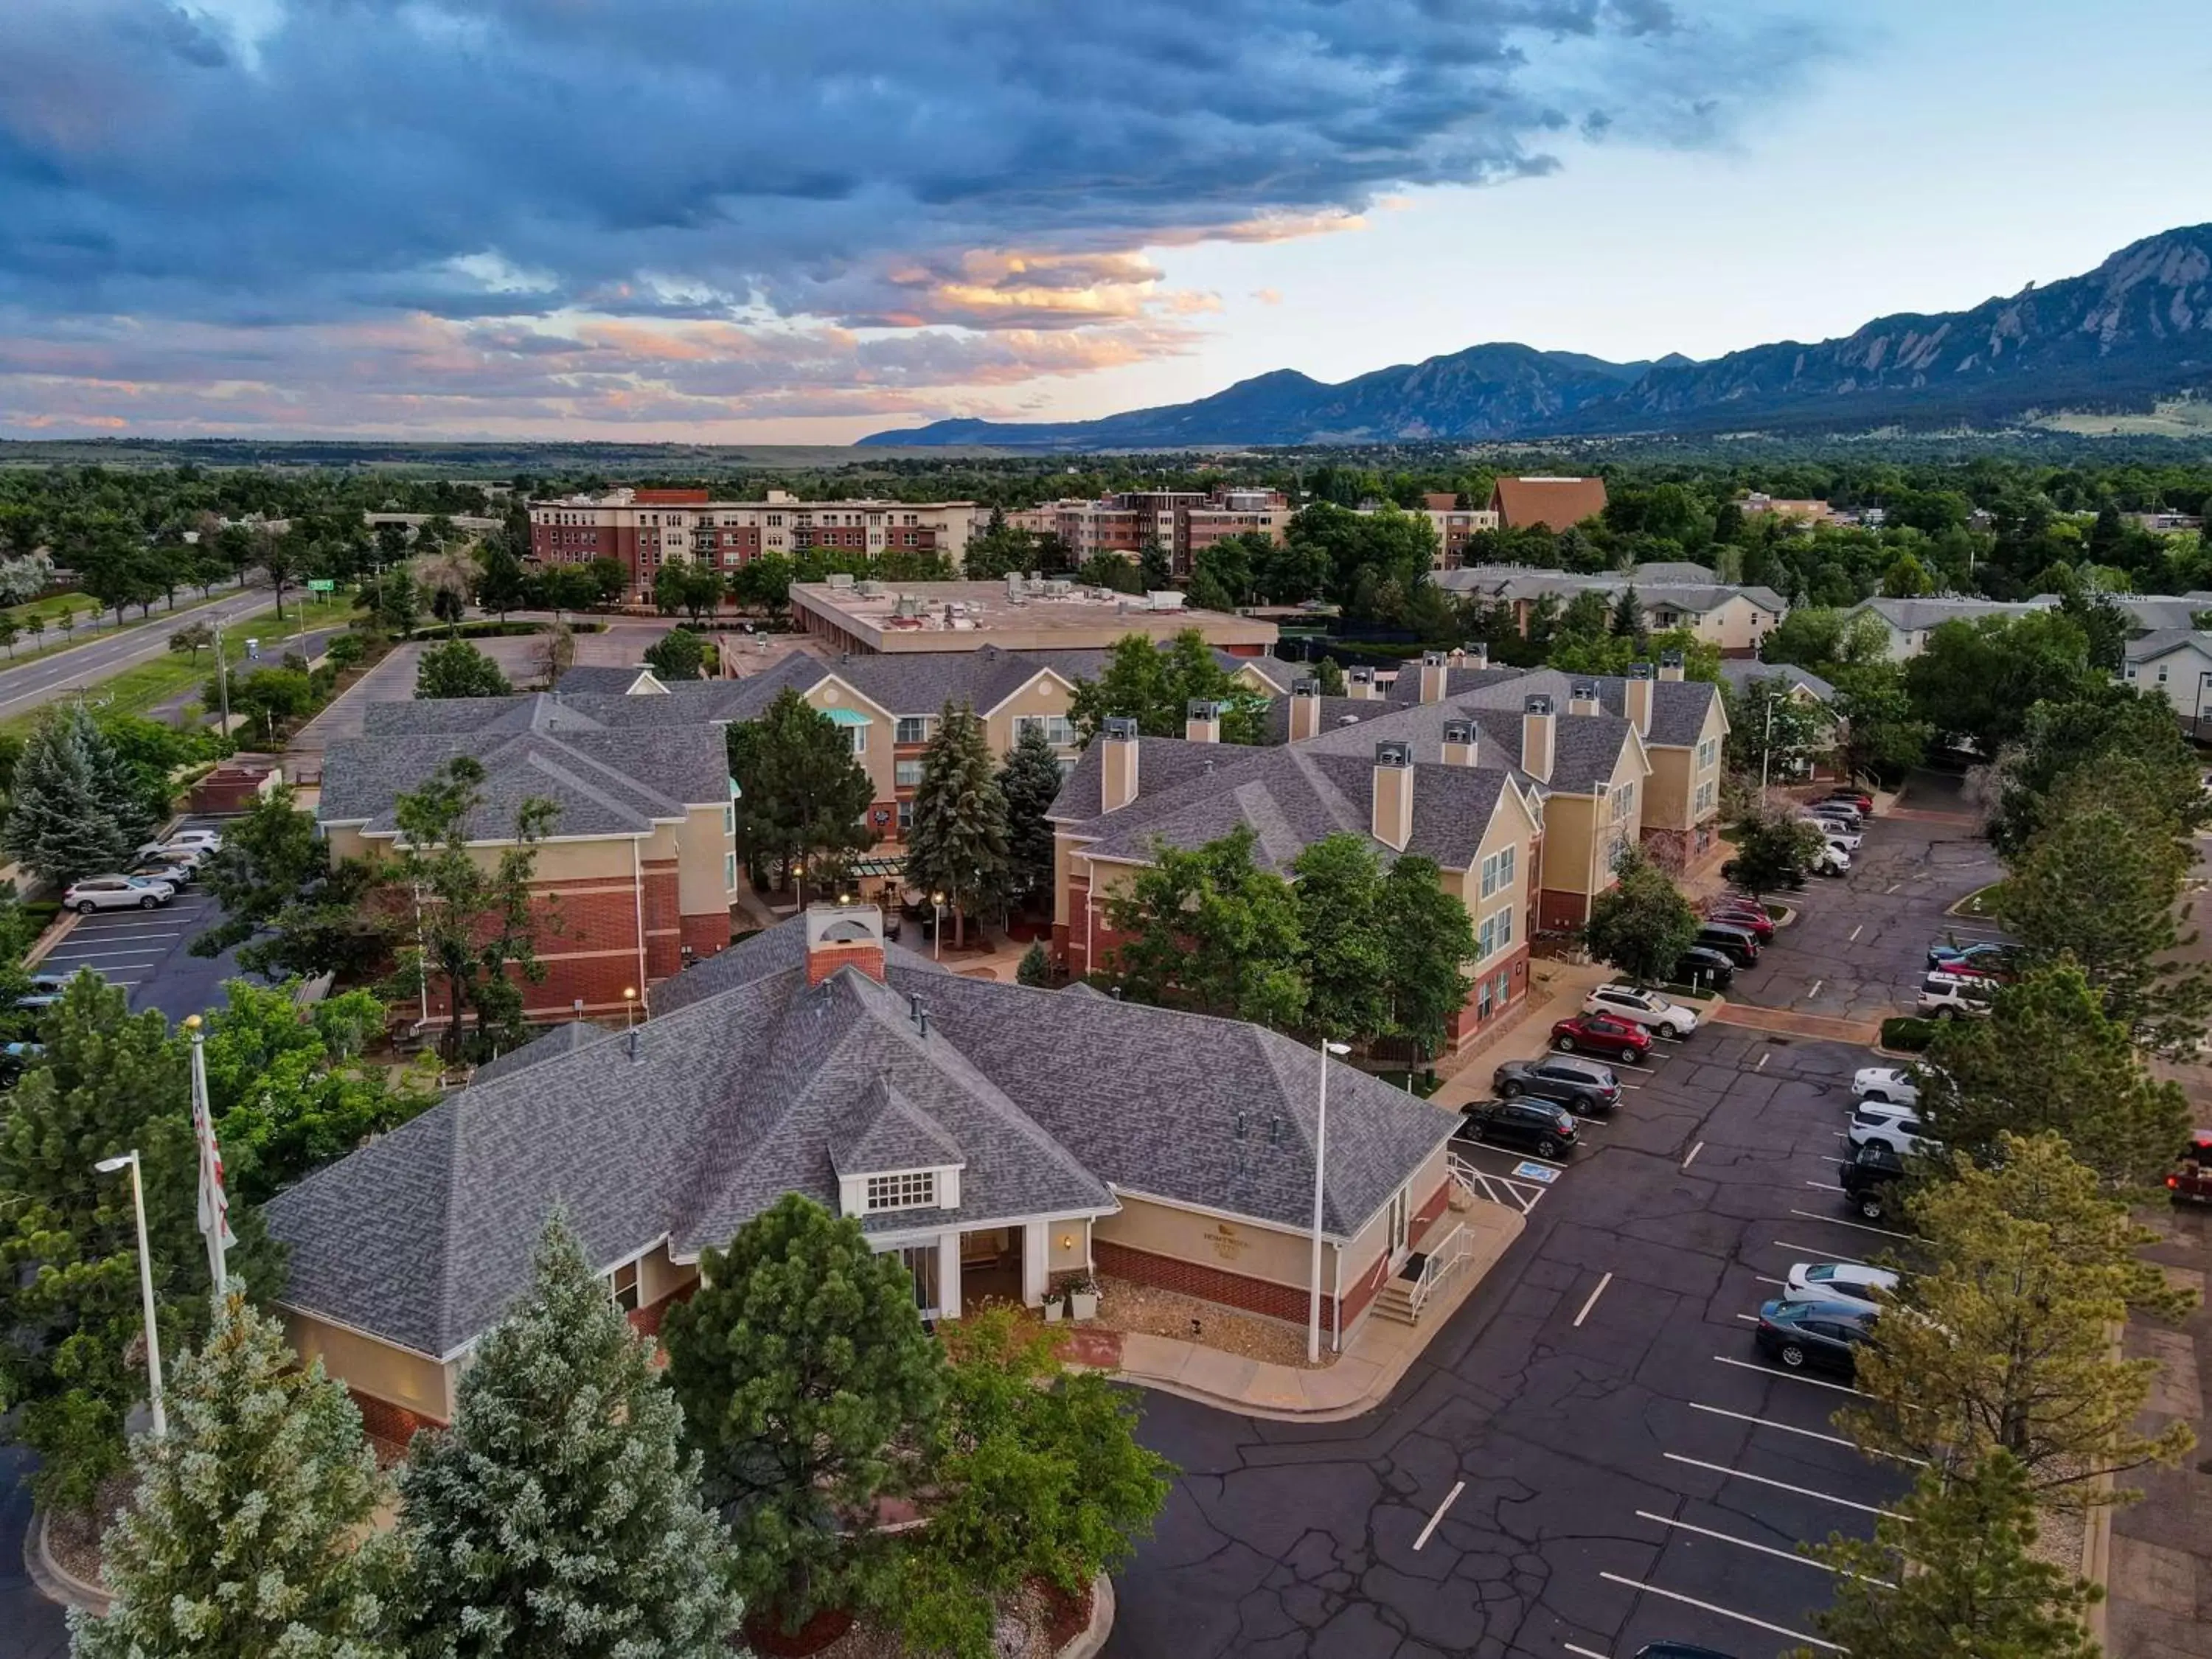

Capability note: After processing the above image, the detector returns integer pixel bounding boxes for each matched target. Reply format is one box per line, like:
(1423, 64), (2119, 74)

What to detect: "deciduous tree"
(642, 625), (714, 682)
(661, 1194), (945, 1637)
(414, 638), (511, 700)
(72, 1294), (402, 1659)
(1583, 849), (1700, 987)
(1721, 807), (1824, 896)
(189, 785), (390, 981)
(1067, 630), (1267, 743)
(400, 1217), (742, 1658)
(1105, 826), (1307, 1029)
(1290, 835), (1388, 1042)
(1376, 852), (1478, 1052)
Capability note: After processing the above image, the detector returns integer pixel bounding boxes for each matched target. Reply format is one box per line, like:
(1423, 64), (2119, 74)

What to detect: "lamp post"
(623, 987), (638, 1029)
(931, 890), (946, 961)
(1759, 690), (1778, 800)
(212, 620), (232, 732)
(94, 1151), (166, 1439)
(1307, 1037), (1352, 1363)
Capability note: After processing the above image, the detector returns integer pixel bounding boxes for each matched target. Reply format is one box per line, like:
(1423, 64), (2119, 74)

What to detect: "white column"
(938, 1230), (962, 1321)
(1023, 1221), (1050, 1307)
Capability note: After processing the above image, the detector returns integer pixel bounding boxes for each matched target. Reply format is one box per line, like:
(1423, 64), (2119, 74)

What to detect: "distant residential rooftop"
(790, 577), (1278, 654)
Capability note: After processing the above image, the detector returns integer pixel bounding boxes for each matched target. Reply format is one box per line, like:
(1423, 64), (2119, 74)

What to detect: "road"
(0, 585), (284, 724)
(1107, 784), (1983, 1659)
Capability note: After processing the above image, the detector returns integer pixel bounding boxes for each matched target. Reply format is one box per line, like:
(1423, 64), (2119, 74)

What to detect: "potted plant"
(1067, 1275), (1101, 1321)
(1042, 1294), (1064, 1324)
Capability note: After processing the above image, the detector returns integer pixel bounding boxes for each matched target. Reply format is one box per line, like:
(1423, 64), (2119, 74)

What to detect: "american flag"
(188, 1029), (234, 1284)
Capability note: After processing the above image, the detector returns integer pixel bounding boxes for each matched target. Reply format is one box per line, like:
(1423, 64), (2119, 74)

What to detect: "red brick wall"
(1094, 1239), (1320, 1327)
(809, 942), (887, 985)
(1537, 887), (1593, 933)
(349, 1387), (445, 1453)
(1445, 945), (1529, 1051)
(680, 912), (729, 960)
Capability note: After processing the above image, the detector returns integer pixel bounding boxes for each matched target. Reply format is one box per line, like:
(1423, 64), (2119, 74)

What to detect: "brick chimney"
(1185, 699), (1221, 742)
(1624, 662), (1654, 737)
(1441, 718), (1479, 767)
(1371, 741), (1414, 851)
(1288, 678), (1321, 742)
(1346, 667), (1380, 702)
(1658, 649), (1686, 683)
(1416, 650), (1450, 703)
(1521, 695), (1555, 784)
(1569, 679), (1601, 717)
(805, 902), (886, 985)
(1100, 717), (1140, 812)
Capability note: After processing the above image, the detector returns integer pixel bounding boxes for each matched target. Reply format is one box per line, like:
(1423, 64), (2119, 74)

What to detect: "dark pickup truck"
(1840, 1141), (1907, 1222)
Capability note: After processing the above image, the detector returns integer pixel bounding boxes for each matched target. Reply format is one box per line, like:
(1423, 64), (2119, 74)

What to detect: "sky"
(2, 0), (2208, 445)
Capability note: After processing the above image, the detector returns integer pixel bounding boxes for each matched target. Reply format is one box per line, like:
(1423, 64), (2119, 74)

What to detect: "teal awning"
(823, 708), (871, 727)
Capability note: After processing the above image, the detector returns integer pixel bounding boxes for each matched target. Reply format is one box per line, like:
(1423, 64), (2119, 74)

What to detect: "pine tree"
(1801, 1452), (2100, 1659)
(71, 1295), (401, 1659)
(660, 1194), (945, 1637)
(726, 688), (877, 904)
(904, 699), (1009, 947)
(0, 974), (284, 1509)
(3, 704), (137, 885)
(996, 724), (1065, 908)
(1016, 940), (1051, 987)
(1607, 585), (1646, 641)
(399, 1217), (741, 1658)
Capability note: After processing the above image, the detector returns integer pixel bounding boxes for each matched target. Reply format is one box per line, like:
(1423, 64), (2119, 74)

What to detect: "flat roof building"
(790, 575), (1278, 656)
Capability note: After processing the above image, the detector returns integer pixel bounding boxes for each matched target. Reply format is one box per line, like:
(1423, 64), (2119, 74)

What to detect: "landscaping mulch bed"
(46, 1472), (133, 1589)
(1093, 1276), (1328, 1370)
(793, 1578), (1088, 1659)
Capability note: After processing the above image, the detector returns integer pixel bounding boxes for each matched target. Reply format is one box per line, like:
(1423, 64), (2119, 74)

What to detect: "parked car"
(2167, 1131), (2212, 1205)
(1919, 971), (1992, 1018)
(1848, 1105), (1939, 1156)
(1840, 1141), (1907, 1221)
(1784, 1262), (1901, 1311)
(1492, 1054), (1624, 1115)
(1807, 820), (1862, 849)
(1704, 901), (1774, 941)
(1926, 941), (2019, 976)
(1584, 983), (1698, 1037)
(15, 972), (75, 1010)
(1807, 799), (1865, 827)
(0, 1041), (43, 1088)
(1633, 1646), (1740, 1659)
(1812, 842), (1850, 877)
(129, 858), (194, 888)
(1694, 922), (1761, 966)
(1852, 1065), (1919, 1106)
(1672, 946), (1736, 988)
(1753, 1298), (1876, 1377)
(1460, 1098), (1579, 1159)
(139, 829), (221, 858)
(1816, 789), (1874, 815)
(1550, 1011), (1653, 1064)
(63, 874), (175, 913)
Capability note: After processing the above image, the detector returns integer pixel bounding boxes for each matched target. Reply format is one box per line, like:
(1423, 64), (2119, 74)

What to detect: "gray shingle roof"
(263, 916), (1458, 1356)
(1716, 660), (1837, 700)
(1385, 665), (1719, 751)
(554, 665), (664, 695)
(2112, 594), (2212, 634)
(1048, 734), (1241, 822)
(1853, 595), (2059, 633)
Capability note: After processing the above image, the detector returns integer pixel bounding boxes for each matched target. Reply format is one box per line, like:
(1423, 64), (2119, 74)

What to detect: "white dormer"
(839, 1164), (963, 1220)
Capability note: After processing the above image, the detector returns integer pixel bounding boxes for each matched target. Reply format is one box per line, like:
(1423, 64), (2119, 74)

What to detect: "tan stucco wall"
(984, 675), (1081, 759)
(1053, 832), (1086, 927)
(1048, 1219), (1092, 1274)
(636, 1241), (699, 1307)
(1462, 790), (1533, 973)
(285, 1311), (453, 1422)
(1541, 795), (1600, 897)
(1097, 1193), (1314, 1289)
(1338, 1143), (1450, 1267)
(672, 802), (737, 914)
(1645, 746), (1693, 829)
(803, 677), (896, 802)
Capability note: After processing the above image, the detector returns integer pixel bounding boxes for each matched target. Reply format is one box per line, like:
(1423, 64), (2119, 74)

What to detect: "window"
(895, 759), (925, 788)
(1694, 779), (1717, 817)
(896, 1244), (941, 1316)
(866, 1170), (938, 1212)
(2157, 666), (2170, 685)
(1477, 977), (1493, 1018)
(1613, 782), (1637, 823)
(1015, 714), (1077, 746)
(1476, 903), (1514, 963)
(1479, 845), (1516, 898)
(611, 1259), (641, 1313)
(725, 851), (737, 890)
(1696, 738), (1718, 769)
(849, 726), (868, 756)
(898, 800), (914, 830)
(895, 716), (933, 745)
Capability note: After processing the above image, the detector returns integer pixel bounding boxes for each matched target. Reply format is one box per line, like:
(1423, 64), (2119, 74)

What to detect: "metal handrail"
(1406, 1222), (1472, 1317)
(1448, 1148), (1545, 1215)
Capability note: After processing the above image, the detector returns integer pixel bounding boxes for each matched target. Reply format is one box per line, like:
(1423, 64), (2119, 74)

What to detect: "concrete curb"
(23, 908), (81, 967)
(1057, 1575), (1115, 1659)
(27, 1508), (109, 1615)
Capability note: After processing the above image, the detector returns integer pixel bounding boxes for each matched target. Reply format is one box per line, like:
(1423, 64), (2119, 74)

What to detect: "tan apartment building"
(319, 693), (742, 1022)
(1434, 566), (1787, 658)
(265, 906), (1469, 1447)
(528, 487), (990, 595)
(1007, 486), (1292, 575)
(1416, 493), (1502, 567)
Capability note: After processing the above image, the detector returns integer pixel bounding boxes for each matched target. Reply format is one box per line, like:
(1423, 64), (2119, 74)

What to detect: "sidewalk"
(1087, 1200), (1526, 1422)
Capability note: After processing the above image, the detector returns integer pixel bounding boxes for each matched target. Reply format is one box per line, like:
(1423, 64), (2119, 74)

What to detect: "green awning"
(823, 708), (872, 727)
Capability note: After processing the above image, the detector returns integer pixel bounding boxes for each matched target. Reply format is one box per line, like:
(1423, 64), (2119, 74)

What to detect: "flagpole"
(185, 1014), (229, 1294)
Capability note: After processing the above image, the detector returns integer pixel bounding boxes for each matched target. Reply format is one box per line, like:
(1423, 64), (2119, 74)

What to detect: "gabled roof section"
(555, 664), (668, 696)
(828, 1077), (966, 1178)
(2122, 628), (2212, 664)
(1048, 733), (1243, 824)
(1716, 660), (1837, 700)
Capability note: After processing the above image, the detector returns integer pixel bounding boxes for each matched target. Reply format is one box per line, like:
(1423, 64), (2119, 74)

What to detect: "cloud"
(0, 0), (1835, 434)
(1251, 288), (1285, 307)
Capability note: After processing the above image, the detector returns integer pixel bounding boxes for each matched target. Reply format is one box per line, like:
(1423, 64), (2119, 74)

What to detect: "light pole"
(94, 1151), (166, 1439)
(1759, 690), (1778, 799)
(931, 890), (946, 961)
(1307, 1037), (1352, 1363)
(212, 620), (231, 732)
(623, 987), (638, 1029)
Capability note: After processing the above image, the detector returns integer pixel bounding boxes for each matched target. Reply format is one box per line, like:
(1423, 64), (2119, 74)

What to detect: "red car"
(1706, 902), (1775, 942)
(1551, 1012), (1652, 1064)
(1818, 790), (1874, 814)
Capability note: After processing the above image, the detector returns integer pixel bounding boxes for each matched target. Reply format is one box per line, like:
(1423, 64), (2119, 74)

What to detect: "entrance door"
(897, 1244), (942, 1320)
(1387, 1185), (1411, 1265)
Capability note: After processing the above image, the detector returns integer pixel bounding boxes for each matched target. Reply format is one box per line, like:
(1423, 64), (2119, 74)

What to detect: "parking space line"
(1562, 1644), (1610, 1659)
(1573, 1272), (1613, 1329)
(1847, 924), (1863, 942)
(1413, 1480), (1464, 1551)
(1755, 1051), (1769, 1071)
(1634, 1509), (1896, 1586)
(44, 951), (164, 964)
(1807, 979), (1823, 999)
(1688, 1401), (1864, 1451)
(1804, 1180), (1846, 1193)
(1753, 1274), (1786, 1287)
(1773, 1240), (1869, 1265)
(1662, 1453), (1905, 1518)
(1680, 1140), (1703, 1170)
(1789, 1208), (1909, 1239)
(1597, 1572), (1840, 1650)
(1711, 1354), (1863, 1395)
(1732, 1312), (1759, 1324)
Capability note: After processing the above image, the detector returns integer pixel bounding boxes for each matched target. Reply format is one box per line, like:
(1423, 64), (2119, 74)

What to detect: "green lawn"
(0, 593), (357, 739)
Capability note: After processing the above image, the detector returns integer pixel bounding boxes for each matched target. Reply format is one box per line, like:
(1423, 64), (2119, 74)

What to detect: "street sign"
(307, 579), (335, 593)
(1511, 1161), (1561, 1184)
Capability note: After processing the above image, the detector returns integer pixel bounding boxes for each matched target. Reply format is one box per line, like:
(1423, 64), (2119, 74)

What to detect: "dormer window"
(866, 1170), (939, 1213)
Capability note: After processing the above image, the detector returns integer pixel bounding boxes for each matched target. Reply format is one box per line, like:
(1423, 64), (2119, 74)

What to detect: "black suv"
(1671, 945), (1736, 988)
(1492, 1054), (1623, 1115)
(1460, 1099), (1579, 1159)
(1693, 922), (1761, 967)
(1840, 1140), (1906, 1222)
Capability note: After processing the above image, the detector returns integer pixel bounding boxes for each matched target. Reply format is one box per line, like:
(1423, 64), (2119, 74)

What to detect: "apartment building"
(2121, 630), (2212, 730)
(1435, 565), (1789, 657)
(319, 692), (742, 1022)
(265, 905), (1467, 1447)
(790, 575), (1276, 656)
(1008, 486), (1291, 574)
(1843, 594), (2059, 659)
(1415, 493), (1502, 568)
(527, 487), (989, 594)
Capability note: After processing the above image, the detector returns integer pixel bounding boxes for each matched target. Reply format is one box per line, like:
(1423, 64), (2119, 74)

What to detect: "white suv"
(1848, 1105), (1940, 1156)
(1919, 972), (1991, 1018)
(1582, 984), (1698, 1037)
(64, 874), (175, 913)
(138, 828), (222, 859)
(1852, 1065), (1919, 1106)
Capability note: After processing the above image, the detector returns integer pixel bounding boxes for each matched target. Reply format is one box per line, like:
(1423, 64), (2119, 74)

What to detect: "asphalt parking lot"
(1109, 782), (1976, 1659)
(31, 819), (247, 1025)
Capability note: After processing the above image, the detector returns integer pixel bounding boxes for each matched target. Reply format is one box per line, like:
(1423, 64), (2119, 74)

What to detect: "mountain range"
(859, 224), (2212, 449)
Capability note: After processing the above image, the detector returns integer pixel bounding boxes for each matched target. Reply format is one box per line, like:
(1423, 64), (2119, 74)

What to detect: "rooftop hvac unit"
(1043, 579), (1071, 597)
(825, 571), (856, 590)
(1145, 590), (1186, 611)
(855, 580), (883, 598)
